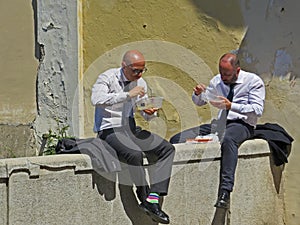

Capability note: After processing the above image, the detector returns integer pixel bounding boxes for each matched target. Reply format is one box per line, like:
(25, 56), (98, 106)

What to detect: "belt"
(227, 119), (254, 130)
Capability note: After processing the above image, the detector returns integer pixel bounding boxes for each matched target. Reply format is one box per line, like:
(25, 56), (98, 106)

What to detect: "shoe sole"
(214, 202), (229, 209)
(139, 204), (170, 224)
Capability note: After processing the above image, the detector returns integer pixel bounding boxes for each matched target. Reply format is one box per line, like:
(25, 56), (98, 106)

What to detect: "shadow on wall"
(31, 0), (40, 61)
(92, 171), (160, 225)
(189, 0), (244, 28)
(190, 0), (300, 80)
(90, 152), (284, 225)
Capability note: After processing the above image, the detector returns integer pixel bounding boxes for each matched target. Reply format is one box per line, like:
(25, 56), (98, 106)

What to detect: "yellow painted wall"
(0, 0), (38, 124)
(0, 0), (38, 157)
(82, 2), (300, 225)
(83, 0), (244, 72)
(82, 0), (245, 138)
(0, 0), (297, 224)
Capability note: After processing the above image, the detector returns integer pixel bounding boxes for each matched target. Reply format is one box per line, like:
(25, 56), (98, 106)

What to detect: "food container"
(136, 96), (164, 110)
(186, 134), (219, 143)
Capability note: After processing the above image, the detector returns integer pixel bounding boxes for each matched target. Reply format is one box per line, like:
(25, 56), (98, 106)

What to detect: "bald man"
(170, 53), (265, 209)
(91, 50), (174, 224)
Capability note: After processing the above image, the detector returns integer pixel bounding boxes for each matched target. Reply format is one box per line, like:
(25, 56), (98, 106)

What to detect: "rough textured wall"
(0, 0), (38, 157)
(237, 1), (300, 225)
(83, 1), (300, 225)
(0, 141), (285, 225)
(34, 0), (81, 144)
(82, 0), (244, 138)
(83, 0), (244, 72)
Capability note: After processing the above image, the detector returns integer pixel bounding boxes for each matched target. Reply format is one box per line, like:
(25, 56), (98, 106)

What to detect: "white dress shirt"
(91, 67), (150, 132)
(192, 69), (265, 127)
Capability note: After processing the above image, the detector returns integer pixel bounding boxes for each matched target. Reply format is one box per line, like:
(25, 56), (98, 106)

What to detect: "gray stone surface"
(0, 124), (36, 158)
(0, 159), (7, 225)
(0, 140), (285, 225)
(34, 0), (82, 145)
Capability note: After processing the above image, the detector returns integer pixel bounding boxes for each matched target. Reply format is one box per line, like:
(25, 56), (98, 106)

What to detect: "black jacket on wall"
(252, 123), (294, 166)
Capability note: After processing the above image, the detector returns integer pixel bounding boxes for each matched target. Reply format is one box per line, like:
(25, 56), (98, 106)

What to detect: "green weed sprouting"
(42, 120), (74, 155)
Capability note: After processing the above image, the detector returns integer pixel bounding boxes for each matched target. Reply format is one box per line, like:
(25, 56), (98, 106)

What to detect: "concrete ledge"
(0, 154), (93, 179)
(173, 139), (270, 162)
(0, 139), (284, 225)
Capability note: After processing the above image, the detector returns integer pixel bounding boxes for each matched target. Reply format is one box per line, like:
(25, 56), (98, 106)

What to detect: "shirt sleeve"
(91, 73), (128, 106)
(192, 92), (207, 106)
(191, 78), (218, 106)
(230, 77), (265, 117)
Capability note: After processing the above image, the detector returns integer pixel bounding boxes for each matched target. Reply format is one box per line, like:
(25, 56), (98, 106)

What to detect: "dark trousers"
(170, 120), (253, 192)
(98, 121), (175, 201)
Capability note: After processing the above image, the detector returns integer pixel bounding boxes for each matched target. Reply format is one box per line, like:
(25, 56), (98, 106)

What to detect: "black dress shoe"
(214, 191), (230, 209)
(139, 201), (170, 224)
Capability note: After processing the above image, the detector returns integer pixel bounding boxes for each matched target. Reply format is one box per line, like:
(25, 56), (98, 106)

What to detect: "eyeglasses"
(128, 66), (147, 75)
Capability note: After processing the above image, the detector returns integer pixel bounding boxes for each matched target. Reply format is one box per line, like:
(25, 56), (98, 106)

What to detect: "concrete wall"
(0, 0), (83, 157)
(0, 0), (298, 224)
(33, 0), (83, 142)
(0, 0), (38, 158)
(0, 140), (285, 225)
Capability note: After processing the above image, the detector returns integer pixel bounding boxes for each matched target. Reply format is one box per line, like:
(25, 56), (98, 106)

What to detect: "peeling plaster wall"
(34, 0), (81, 143)
(0, 0), (299, 224)
(237, 1), (300, 225)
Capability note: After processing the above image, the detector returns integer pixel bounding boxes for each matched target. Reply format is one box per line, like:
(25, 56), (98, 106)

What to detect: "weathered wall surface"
(0, 140), (285, 225)
(82, 0), (245, 138)
(0, 0), (38, 157)
(0, 0), (299, 224)
(0, 0), (82, 156)
(82, 1), (300, 224)
(33, 0), (82, 142)
(237, 2), (300, 225)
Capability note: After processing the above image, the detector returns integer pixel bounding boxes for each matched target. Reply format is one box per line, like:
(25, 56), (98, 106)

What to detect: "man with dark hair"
(91, 50), (175, 224)
(170, 53), (265, 209)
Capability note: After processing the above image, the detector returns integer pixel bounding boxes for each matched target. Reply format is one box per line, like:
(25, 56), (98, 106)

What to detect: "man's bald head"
(122, 50), (145, 66)
(219, 53), (240, 85)
(122, 50), (146, 81)
(219, 53), (240, 68)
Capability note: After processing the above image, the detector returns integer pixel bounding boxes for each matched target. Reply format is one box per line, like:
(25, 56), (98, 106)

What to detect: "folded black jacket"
(55, 137), (121, 173)
(251, 123), (294, 166)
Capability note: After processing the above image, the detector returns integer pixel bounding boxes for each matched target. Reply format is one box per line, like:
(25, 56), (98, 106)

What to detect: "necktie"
(219, 83), (236, 121)
(123, 81), (131, 92)
(122, 81), (135, 130)
(122, 81), (132, 117)
(213, 83), (236, 139)
(219, 84), (235, 124)
(226, 83), (235, 102)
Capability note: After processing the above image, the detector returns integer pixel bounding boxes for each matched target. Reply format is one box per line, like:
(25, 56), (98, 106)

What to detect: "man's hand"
(193, 83), (206, 96)
(209, 96), (231, 110)
(128, 86), (145, 98)
(143, 107), (158, 115)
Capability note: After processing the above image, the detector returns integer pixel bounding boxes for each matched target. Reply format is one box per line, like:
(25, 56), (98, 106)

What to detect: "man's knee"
(169, 134), (180, 144)
(222, 135), (235, 144)
(126, 151), (144, 165)
(160, 143), (175, 161)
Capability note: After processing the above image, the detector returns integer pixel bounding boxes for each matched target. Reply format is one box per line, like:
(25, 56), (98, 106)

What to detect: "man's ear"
(121, 61), (126, 68)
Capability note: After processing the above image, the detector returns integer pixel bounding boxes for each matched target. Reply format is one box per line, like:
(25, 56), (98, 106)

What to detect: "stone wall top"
(0, 154), (92, 179)
(0, 139), (269, 179)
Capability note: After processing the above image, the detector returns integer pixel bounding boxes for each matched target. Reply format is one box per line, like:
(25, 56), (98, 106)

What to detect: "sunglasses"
(128, 66), (147, 75)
